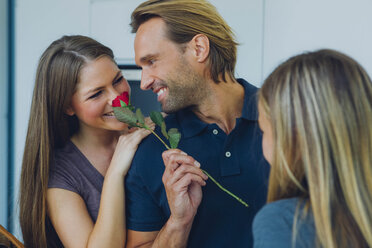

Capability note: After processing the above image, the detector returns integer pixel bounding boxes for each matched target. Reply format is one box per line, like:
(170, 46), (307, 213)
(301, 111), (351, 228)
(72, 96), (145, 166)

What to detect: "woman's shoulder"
(51, 140), (87, 170)
(49, 141), (87, 191)
(258, 197), (301, 215)
(253, 198), (301, 229)
(253, 197), (315, 248)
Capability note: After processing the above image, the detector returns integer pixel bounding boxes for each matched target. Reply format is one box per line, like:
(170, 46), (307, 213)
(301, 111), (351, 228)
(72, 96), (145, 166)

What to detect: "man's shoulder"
(131, 113), (180, 169)
(237, 78), (260, 121)
(133, 129), (165, 159)
(237, 78), (259, 93)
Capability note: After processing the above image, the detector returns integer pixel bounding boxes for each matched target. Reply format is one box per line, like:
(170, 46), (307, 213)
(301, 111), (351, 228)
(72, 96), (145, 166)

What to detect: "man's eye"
(89, 91), (102, 99)
(149, 59), (155, 65)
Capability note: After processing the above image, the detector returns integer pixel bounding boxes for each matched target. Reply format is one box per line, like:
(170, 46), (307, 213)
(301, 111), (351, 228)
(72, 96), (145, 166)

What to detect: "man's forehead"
(134, 19), (176, 63)
(136, 17), (167, 41)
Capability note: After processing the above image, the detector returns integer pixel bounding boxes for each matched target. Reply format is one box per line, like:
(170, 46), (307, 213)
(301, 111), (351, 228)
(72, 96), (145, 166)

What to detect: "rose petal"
(120, 92), (129, 105)
(112, 92), (130, 107)
(112, 97), (121, 107)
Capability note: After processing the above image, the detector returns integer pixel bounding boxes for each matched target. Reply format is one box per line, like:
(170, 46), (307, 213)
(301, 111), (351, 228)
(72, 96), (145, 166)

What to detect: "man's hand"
(162, 149), (208, 227)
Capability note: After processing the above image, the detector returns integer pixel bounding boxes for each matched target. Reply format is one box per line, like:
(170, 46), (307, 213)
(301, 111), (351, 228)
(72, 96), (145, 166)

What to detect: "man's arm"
(126, 150), (207, 248)
(126, 230), (158, 248)
(126, 219), (192, 248)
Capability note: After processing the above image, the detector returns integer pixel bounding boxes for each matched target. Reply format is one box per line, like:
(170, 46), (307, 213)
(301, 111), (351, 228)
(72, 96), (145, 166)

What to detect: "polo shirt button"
(225, 151), (231, 157)
(213, 129), (218, 135)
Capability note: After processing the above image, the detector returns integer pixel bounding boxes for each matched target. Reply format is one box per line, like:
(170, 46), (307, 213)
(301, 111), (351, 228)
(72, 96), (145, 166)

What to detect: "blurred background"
(1, 0), (372, 240)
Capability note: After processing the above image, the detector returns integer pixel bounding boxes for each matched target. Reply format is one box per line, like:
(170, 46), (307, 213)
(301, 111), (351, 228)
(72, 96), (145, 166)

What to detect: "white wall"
(90, 0), (140, 62)
(210, 0), (264, 85)
(0, 0), (9, 229)
(11, 0), (372, 240)
(263, 0), (372, 79)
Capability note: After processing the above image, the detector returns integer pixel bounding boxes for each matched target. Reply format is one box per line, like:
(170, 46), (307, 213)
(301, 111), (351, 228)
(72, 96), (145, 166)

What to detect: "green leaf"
(113, 107), (139, 127)
(120, 99), (127, 107)
(160, 122), (169, 139)
(136, 108), (145, 125)
(128, 105), (135, 111)
(150, 111), (169, 139)
(150, 111), (164, 126)
(168, 128), (181, 149)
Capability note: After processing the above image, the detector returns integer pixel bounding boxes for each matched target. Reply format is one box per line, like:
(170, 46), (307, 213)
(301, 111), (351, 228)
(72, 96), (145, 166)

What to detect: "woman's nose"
(107, 88), (120, 106)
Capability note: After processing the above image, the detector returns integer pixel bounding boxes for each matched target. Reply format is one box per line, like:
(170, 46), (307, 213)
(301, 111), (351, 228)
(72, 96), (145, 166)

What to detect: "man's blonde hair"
(131, 0), (238, 83)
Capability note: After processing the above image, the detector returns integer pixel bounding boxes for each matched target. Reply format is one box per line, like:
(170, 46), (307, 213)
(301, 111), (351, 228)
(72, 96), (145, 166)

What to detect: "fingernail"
(194, 161), (200, 167)
(181, 151), (187, 155)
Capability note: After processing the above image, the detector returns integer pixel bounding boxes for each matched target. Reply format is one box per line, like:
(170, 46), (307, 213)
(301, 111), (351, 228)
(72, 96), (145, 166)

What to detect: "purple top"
(48, 140), (104, 222)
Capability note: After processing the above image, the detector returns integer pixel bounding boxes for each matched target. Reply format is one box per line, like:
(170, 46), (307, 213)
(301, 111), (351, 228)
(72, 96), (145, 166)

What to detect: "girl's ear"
(65, 107), (75, 116)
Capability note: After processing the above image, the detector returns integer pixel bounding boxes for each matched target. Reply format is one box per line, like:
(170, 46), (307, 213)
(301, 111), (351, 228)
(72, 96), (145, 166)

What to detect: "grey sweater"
(253, 197), (317, 248)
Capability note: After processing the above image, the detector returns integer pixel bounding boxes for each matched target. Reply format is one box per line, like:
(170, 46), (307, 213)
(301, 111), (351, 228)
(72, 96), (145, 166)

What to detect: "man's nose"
(140, 69), (154, 91)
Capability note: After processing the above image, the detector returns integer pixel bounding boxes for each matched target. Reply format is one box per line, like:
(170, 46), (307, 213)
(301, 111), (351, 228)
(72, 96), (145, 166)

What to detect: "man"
(125, 0), (269, 247)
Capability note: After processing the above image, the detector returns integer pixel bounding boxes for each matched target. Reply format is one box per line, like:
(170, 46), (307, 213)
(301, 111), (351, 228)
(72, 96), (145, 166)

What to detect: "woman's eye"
(113, 76), (124, 85)
(89, 91), (102, 99)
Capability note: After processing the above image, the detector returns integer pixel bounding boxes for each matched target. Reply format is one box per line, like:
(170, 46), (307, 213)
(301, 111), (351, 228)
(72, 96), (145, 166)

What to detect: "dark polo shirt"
(125, 79), (270, 247)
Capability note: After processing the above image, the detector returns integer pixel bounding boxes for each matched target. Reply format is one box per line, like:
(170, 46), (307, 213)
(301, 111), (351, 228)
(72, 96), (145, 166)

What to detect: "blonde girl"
(254, 49), (372, 247)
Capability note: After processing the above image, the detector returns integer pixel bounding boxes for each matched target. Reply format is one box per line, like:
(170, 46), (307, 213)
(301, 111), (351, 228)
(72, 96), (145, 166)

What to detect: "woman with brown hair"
(254, 49), (372, 247)
(19, 35), (153, 247)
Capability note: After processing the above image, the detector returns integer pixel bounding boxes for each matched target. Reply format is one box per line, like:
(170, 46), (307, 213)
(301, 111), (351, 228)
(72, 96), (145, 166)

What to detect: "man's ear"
(65, 107), (75, 116)
(190, 34), (210, 63)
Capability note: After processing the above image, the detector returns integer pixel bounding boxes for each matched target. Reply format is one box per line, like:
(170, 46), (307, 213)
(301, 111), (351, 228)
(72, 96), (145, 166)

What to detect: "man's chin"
(161, 103), (182, 114)
(161, 104), (193, 114)
(161, 108), (177, 114)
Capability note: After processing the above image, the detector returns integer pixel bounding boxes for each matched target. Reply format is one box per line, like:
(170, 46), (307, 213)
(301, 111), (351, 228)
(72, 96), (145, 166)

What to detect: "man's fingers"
(162, 149), (185, 163)
(173, 173), (207, 191)
(163, 172), (206, 198)
(163, 153), (198, 171)
(173, 164), (207, 181)
(164, 164), (207, 186)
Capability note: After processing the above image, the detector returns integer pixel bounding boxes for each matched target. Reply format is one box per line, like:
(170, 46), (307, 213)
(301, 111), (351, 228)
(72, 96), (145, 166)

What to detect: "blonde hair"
(259, 49), (372, 247)
(130, 0), (238, 83)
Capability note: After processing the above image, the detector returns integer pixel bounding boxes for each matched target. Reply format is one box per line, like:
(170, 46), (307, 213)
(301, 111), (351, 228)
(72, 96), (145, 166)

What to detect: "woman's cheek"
(262, 134), (274, 165)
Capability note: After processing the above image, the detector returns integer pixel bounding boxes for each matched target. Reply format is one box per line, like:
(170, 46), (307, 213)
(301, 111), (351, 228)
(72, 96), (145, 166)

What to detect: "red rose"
(112, 92), (129, 107)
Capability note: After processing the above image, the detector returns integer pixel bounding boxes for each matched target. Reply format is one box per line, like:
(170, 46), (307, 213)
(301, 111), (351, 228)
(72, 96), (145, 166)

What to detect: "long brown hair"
(19, 35), (114, 247)
(130, 0), (238, 83)
(259, 49), (372, 247)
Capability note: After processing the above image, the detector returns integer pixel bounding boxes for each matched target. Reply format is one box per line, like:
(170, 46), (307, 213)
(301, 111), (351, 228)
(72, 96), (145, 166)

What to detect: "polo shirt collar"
(177, 78), (258, 139)
(177, 107), (208, 139)
(239, 78), (259, 121)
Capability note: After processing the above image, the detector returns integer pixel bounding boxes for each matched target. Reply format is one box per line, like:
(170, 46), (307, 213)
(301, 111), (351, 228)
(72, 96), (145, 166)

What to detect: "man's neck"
(192, 77), (244, 134)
